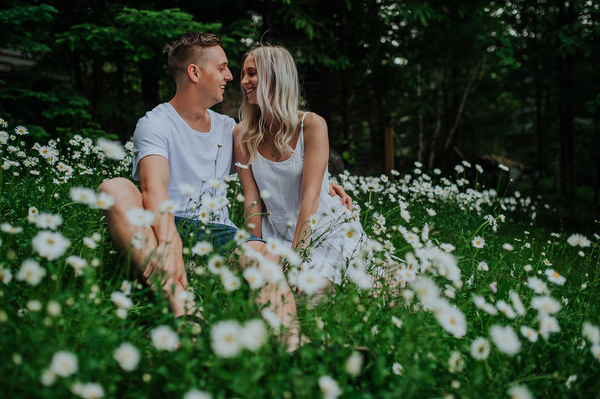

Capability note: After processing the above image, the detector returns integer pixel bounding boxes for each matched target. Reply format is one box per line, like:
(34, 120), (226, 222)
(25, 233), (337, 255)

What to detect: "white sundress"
(251, 112), (367, 284)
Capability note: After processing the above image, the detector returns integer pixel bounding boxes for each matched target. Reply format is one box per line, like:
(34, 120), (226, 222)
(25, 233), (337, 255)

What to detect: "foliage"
(0, 117), (599, 398)
(1, 1), (599, 200)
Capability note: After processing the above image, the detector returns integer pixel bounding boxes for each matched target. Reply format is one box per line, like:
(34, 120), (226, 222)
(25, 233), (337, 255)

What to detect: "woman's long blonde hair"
(238, 45), (299, 164)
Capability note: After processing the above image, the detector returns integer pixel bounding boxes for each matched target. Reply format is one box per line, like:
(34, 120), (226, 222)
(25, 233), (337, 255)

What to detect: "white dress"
(251, 112), (367, 284)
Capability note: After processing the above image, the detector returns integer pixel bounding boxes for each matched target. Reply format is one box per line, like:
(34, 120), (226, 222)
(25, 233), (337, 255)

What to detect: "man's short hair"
(164, 32), (222, 82)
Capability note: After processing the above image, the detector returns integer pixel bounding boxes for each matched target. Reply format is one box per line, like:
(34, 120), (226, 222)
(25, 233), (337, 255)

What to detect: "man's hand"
(328, 182), (352, 209)
(143, 238), (188, 298)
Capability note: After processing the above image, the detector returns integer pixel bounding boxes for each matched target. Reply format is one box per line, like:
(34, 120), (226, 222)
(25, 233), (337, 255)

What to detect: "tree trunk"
(533, 13), (543, 191)
(428, 70), (444, 171)
(443, 59), (484, 151)
(91, 54), (103, 120)
(416, 64), (424, 163)
(557, 1), (576, 196)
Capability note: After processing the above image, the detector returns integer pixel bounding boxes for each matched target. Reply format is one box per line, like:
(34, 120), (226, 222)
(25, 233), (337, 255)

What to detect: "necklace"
(270, 146), (276, 157)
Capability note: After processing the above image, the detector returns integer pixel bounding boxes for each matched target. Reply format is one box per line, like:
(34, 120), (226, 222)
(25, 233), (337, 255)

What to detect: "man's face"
(197, 46), (233, 106)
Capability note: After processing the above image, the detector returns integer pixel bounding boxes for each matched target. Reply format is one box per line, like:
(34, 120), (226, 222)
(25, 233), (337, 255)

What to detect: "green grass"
(0, 122), (599, 398)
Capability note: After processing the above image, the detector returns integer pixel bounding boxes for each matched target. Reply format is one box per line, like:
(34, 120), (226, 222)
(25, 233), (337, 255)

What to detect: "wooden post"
(385, 116), (395, 181)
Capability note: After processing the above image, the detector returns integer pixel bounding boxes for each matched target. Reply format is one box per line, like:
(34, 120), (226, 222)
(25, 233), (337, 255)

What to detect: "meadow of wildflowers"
(1, 117), (599, 398)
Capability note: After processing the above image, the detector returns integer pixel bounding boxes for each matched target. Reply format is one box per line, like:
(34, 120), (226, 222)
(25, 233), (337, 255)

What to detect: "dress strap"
(300, 111), (310, 132)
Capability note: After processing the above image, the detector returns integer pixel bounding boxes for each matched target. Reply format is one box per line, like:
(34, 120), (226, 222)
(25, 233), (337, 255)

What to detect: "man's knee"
(99, 177), (133, 194)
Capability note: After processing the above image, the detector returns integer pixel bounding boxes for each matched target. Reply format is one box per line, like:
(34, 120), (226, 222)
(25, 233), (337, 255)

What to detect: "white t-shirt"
(132, 103), (237, 225)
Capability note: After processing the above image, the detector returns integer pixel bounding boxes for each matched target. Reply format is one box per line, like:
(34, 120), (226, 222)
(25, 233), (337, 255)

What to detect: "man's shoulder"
(208, 109), (237, 125)
(139, 103), (174, 123)
(135, 103), (177, 135)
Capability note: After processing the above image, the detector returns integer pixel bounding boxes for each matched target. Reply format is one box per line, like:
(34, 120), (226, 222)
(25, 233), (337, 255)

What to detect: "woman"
(233, 45), (368, 290)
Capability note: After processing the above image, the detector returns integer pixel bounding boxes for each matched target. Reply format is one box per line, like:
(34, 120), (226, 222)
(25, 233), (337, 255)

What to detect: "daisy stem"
(469, 220), (491, 242)
(362, 191), (373, 226)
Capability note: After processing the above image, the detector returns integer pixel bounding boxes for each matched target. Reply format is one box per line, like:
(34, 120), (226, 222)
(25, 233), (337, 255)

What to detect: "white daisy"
(297, 269), (323, 295)
(345, 351), (363, 377)
(207, 255), (225, 275)
(126, 208), (155, 227)
(490, 325), (521, 356)
(243, 267), (265, 290)
(34, 213), (63, 230)
(183, 389), (213, 399)
(545, 269), (566, 285)
(94, 192), (115, 210)
(347, 267), (372, 290)
(0, 267), (13, 285)
(470, 337), (491, 360)
(509, 290), (526, 316)
(434, 301), (467, 338)
(582, 322), (600, 345)
(531, 296), (561, 315)
(241, 319), (267, 352)
(392, 362), (404, 375)
(113, 342), (140, 371)
(150, 325), (179, 351)
(97, 137), (125, 160)
(507, 384), (532, 399)
(526, 276), (548, 294)
(16, 259), (47, 285)
(539, 314), (560, 340)
(111, 291), (133, 309)
(191, 241), (213, 256)
(496, 300), (517, 319)
(70, 187), (97, 206)
(220, 270), (241, 292)
(211, 320), (243, 358)
(318, 375), (342, 399)
(49, 351), (78, 377)
(471, 236), (485, 248)
(77, 382), (105, 399)
(566, 233), (591, 248)
(520, 325), (539, 342)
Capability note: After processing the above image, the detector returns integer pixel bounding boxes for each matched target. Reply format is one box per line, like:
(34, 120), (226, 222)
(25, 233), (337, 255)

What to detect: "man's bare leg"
(236, 240), (304, 352)
(98, 177), (192, 318)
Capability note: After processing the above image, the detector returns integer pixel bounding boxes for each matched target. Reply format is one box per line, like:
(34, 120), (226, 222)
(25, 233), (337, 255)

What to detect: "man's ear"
(187, 64), (200, 83)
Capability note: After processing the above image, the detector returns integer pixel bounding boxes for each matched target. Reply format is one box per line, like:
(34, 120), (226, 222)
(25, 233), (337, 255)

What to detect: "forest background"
(1, 0), (598, 233)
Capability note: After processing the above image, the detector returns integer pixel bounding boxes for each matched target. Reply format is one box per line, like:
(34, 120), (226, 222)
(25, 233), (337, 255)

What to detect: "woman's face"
(241, 53), (258, 105)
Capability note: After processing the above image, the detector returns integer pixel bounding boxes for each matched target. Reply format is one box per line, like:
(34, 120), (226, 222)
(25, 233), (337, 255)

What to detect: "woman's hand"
(329, 182), (352, 209)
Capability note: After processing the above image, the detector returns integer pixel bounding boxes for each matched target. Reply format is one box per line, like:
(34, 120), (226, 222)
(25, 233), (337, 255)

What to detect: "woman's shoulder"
(300, 111), (327, 136)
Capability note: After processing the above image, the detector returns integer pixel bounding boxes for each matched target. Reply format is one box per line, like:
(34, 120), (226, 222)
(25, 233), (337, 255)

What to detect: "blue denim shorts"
(174, 217), (264, 255)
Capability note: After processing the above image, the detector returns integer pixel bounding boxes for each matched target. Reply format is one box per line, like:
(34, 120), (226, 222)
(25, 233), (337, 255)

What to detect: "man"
(99, 32), (347, 350)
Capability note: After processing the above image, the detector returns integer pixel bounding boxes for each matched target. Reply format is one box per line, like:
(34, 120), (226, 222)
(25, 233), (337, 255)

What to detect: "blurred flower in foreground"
(241, 319), (267, 352)
(470, 337), (490, 360)
(490, 325), (521, 356)
(113, 342), (140, 372)
(567, 233), (590, 248)
(97, 137), (126, 160)
(49, 351), (78, 377)
(318, 375), (342, 399)
(211, 320), (243, 358)
(345, 351), (363, 376)
(545, 269), (566, 285)
(32, 231), (70, 260)
(126, 208), (155, 227)
(72, 382), (105, 399)
(184, 389), (213, 399)
(151, 325), (179, 352)
(507, 384), (532, 399)
(16, 259), (47, 286)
